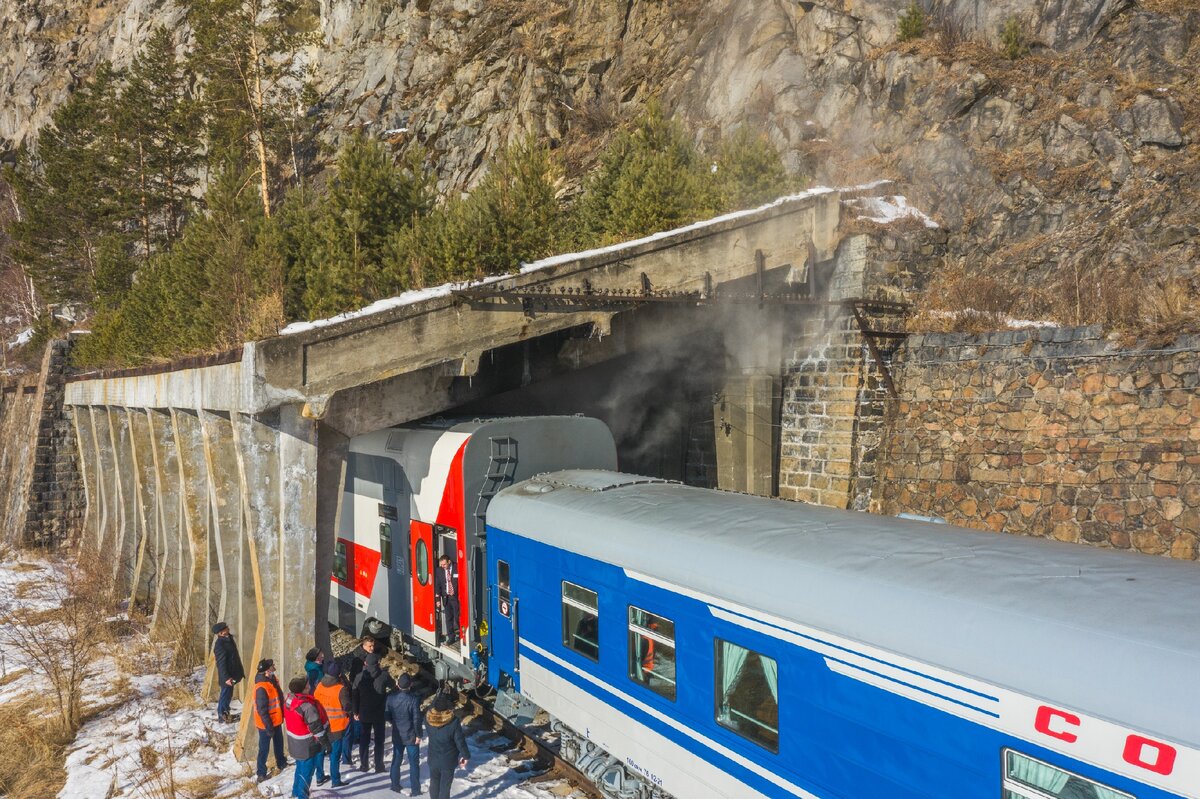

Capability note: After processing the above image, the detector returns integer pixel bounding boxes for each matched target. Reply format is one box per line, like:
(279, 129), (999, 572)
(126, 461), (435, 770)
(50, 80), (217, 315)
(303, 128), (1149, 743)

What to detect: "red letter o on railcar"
(1035, 706), (1080, 743)
(1123, 735), (1176, 776)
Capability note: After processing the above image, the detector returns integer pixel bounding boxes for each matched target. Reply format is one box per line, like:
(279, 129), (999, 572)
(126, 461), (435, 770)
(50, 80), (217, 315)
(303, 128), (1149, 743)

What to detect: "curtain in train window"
(561, 582), (599, 661)
(715, 638), (779, 752)
(628, 607), (676, 701)
(1002, 750), (1134, 799)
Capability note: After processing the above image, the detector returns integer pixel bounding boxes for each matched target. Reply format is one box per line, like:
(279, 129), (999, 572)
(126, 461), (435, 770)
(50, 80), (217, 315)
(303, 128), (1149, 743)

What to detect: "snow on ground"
(59, 669), (251, 799)
(258, 726), (576, 799)
(6, 326), (33, 350)
(0, 558), (65, 703)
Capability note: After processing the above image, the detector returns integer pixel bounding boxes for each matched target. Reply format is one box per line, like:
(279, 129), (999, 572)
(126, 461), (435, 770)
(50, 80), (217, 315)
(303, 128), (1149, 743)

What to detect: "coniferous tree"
(711, 127), (792, 211)
(187, 0), (319, 217)
(301, 136), (434, 318)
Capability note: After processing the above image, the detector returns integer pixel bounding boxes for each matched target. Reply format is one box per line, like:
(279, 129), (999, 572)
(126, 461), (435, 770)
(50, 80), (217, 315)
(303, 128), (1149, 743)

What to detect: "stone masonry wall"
(23, 339), (85, 546)
(875, 326), (1200, 561)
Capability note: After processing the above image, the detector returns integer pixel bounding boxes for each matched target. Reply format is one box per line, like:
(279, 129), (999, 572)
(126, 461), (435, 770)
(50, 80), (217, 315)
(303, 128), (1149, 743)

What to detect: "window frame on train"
(379, 521), (392, 568)
(561, 581), (600, 661)
(714, 638), (780, 753)
(1001, 749), (1135, 799)
(415, 538), (430, 585)
(333, 540), (349, 583)
(627, 606), (677, 701)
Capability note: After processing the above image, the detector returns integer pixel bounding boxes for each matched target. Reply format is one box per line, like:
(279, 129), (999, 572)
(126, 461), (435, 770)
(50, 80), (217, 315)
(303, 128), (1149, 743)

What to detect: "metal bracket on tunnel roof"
(525, 470), (674, 493)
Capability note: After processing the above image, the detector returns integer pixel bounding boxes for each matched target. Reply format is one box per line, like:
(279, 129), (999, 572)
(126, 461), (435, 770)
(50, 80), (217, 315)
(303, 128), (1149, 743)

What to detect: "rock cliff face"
(2, 0), (1196, 309)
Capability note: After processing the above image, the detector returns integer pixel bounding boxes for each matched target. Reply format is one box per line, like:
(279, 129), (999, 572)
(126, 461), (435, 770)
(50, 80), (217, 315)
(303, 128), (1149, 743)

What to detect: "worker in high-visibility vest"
(284, 676), (330, 799)
(252, 659), (287, 783)
(313, 660), (352, 788)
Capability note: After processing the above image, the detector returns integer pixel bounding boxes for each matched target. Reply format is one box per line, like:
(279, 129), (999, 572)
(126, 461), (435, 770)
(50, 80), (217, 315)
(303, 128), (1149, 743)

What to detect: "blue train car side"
(485, 471), (1200, 799)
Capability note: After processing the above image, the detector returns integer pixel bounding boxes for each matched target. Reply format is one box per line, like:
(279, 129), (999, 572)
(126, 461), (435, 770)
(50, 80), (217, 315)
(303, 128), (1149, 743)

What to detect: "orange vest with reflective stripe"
(254, 679), (283, 730)
(314, 681), (349, 733)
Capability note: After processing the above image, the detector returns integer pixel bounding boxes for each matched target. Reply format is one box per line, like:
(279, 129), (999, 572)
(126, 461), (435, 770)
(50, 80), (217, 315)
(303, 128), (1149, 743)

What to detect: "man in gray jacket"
(284, 676), (330, 799)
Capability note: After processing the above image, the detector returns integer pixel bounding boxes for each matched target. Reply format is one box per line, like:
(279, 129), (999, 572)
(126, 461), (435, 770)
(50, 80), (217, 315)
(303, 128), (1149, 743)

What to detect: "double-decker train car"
(484, 470), (1200, 799)
(328, 417), (616, 678)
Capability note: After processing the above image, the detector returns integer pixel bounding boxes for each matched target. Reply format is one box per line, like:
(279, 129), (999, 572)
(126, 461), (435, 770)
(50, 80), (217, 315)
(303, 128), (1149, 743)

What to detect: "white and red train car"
(328, 416), (617, 678)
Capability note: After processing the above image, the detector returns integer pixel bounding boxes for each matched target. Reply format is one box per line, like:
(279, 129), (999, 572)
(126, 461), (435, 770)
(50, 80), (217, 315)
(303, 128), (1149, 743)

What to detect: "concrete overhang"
(248, 188), (844, 415)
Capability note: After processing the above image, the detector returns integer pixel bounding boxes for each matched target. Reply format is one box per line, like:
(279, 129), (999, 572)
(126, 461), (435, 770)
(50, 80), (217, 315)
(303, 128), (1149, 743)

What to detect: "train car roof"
(488, 470), (1200, 749)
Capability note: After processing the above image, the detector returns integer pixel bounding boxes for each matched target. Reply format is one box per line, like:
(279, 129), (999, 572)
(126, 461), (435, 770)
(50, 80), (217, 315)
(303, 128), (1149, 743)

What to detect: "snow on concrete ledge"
(279, 182), (890, 338)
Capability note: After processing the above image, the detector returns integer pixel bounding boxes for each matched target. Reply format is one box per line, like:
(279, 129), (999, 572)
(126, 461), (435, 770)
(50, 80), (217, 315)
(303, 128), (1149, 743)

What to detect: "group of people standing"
(211, 623), (471, 798)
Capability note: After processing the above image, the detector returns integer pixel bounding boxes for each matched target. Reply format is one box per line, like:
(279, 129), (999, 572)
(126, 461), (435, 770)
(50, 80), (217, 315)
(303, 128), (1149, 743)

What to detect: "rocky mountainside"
(3, 0), (1196, 324)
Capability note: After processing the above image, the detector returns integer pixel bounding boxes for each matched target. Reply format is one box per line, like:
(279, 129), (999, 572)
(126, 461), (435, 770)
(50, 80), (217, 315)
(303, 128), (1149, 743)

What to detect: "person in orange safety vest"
(252, 659), (287, 783)
(313, 660), (352, 788)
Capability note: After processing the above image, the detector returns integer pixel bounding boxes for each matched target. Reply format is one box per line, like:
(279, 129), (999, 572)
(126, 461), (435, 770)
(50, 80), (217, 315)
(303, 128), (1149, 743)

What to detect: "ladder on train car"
(474, 436), (518, 529)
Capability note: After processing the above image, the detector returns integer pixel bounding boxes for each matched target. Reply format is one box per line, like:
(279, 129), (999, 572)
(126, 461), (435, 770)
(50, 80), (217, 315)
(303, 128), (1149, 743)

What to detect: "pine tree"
(711, 127), (792, 211)
(301, 136), (435, 318)
(187, 0), (319, 217)
(573, 102), (714, 246)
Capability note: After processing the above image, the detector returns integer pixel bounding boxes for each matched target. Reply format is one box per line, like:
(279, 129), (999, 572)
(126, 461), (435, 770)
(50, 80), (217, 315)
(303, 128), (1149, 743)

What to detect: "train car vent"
(385, 432), (406, 452)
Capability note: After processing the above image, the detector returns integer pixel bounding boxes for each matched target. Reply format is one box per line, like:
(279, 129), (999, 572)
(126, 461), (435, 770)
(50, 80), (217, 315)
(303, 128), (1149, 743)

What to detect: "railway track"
(464, 695), (603, 799)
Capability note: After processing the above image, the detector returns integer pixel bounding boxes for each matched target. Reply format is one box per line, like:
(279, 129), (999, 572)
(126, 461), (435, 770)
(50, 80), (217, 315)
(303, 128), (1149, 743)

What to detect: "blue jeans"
(256, 727), (285, 779)
(292, 754), (318, 798)
(343, 720), (360, 763)
(217, 681), (234, 719)
(390, 736), (421, 793)
(316, 736), (344, 784)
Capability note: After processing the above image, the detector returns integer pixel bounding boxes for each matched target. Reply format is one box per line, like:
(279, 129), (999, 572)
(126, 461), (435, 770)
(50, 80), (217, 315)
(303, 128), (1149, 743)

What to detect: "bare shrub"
(908, 260), (1023, 333)
(929, 4), (972, 52)
(0, 556), (120, 733)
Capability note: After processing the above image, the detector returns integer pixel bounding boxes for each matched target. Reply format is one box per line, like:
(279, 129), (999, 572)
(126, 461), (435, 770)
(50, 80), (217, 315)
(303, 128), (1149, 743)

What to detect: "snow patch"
(6, 326), (33, 350)
(853, 195), (939, 228)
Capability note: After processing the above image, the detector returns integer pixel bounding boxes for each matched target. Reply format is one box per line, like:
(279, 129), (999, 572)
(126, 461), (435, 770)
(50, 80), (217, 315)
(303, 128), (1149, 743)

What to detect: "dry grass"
(0, 699), (71, 798)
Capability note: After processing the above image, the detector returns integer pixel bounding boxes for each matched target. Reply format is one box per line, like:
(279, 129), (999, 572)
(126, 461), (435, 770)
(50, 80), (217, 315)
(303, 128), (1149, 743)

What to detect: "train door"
(410, 521), (436, 645)
(490, 558), (520, 689)
(378, 469), (410, 636)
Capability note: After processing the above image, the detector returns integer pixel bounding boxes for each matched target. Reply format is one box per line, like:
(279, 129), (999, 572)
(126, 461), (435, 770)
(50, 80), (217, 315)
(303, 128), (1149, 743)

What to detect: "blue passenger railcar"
(485, 471), (1199, 799)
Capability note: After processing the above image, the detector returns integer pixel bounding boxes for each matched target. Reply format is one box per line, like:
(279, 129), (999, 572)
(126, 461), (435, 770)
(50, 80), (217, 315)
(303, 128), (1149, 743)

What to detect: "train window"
(715, 639), (778, 753)
(416, 539), (430, 585)
(334, 541), (348, 583)
(379, 522), (392, 568)
(1002, 750), (1134, 799)
(497, 561), (511, 618)
(561, 582), (599, 661)
(628, 607), (676, 701)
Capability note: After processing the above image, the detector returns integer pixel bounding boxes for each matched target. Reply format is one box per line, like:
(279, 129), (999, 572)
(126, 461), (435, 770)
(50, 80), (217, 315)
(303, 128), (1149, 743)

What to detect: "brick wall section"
(778, 225), (944, 508)
(874, 326), (1200, 561)
(22, 339), (85, 546)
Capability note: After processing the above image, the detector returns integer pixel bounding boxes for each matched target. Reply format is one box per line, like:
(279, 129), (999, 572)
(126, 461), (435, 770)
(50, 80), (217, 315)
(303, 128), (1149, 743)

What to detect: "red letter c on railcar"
(1034, 705), (1080, 743)
(1123, 735), (1176, 776)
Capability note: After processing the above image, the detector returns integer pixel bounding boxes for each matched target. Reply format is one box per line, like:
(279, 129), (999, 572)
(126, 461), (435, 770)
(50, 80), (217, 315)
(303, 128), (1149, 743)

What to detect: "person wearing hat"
(351, 652), (394, 772)
(304, 647), (325, 693)
(212, 622), (244, 724)
(424, 693), (469, 799)
(314, 660), (352, 788)
(284, 675), (331, 799)
(386, 673), (424, 795)
(253, 659), (287, 783)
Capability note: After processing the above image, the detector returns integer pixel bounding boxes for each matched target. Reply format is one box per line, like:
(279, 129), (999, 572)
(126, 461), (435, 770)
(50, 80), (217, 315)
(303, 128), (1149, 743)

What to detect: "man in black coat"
(386, 673), (424, 795)
(212, 621), (244, 723)
(424, 694), (469, 799)
(434, 555), (460, 646)
(352, 653), (393, 773)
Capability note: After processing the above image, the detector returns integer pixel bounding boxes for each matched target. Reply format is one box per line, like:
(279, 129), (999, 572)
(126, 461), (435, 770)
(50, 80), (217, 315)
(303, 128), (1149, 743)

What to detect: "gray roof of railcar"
(487, 470), (1200, 748)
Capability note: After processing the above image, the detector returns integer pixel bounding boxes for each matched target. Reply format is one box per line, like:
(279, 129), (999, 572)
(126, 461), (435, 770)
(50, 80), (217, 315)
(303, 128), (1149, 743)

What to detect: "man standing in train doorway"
(434, 555), (459, 647)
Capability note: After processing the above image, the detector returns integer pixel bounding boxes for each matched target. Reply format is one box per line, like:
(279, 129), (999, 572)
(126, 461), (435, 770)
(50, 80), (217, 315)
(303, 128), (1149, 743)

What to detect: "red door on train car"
(410, 520), (436, 644)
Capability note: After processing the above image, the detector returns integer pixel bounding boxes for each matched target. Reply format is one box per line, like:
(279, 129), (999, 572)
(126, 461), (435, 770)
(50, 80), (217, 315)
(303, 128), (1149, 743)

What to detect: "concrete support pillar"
(171, 409), (213, 666)
(147, 409), (185, 641)
(91, 407), (118, 559)
(314, 422), (348, 658)
(107, 409), (138, 594)
(71, 407), (101, 553)
(128, 409), (157, 610)
(198, 411), (243, 701)
(714, 373), (780, 497)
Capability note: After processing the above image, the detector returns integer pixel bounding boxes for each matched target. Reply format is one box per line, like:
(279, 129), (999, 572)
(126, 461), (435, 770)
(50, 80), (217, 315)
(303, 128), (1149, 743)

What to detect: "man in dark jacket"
(284, 676), (330, 799)
(212, 621), (244, 723)
(304, 647), (325, 693)
(434, 556), (460, 646)
(425, 694), (469, 799)
(386, 673), (423, 795)
(352, 653), (393, 772)
(252, 659), (287, 783)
